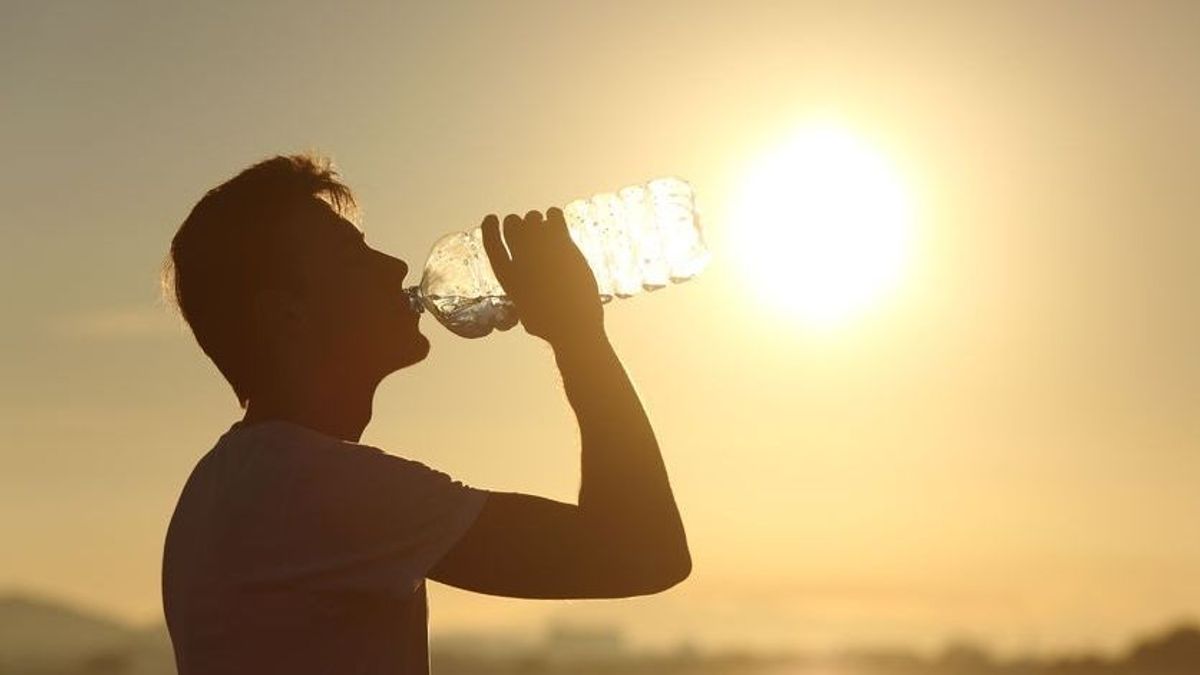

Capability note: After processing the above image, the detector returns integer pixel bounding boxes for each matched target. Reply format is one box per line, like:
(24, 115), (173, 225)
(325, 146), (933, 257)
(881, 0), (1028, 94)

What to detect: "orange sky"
(2, 0), (1197, 657)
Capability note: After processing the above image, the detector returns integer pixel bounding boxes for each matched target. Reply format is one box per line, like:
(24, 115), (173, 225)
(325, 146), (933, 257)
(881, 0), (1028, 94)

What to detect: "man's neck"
(243, 379), (378, 442)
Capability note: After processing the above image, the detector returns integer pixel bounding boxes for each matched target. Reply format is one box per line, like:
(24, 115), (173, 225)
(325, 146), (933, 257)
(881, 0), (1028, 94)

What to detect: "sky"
(2, 0), (1198, 658)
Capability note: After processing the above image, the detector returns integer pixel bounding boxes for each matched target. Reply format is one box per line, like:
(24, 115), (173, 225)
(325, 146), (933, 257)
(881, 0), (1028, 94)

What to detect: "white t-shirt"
(162, 419), (489, 675)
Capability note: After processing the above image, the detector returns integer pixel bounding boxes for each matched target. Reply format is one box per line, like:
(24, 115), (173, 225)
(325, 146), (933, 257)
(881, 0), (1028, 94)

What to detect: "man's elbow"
(595, 525), (692, 595)
(640, 546), (692, 594)
(662, 550), (692, 589)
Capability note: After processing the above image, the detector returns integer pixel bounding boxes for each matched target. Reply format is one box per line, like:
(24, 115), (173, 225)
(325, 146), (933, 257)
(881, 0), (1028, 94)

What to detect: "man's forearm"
(553, 331), (689, 567)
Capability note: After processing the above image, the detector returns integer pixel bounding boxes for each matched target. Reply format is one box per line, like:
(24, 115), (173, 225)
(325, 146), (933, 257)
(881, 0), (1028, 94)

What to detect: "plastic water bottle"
(404, 177), (710, 338)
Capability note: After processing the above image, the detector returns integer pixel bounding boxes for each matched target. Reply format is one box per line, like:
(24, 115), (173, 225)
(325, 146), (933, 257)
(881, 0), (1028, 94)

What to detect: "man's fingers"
(525, 209), (554, 250)
(502, 213), (526, 261)
(491, 209), (574, 296)
(481, 214), (514, 291)
(546, 207), (571, 241)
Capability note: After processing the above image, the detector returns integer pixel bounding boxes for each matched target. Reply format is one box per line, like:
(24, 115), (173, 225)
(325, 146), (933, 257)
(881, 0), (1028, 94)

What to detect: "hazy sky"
(2, 0), (1197, 657)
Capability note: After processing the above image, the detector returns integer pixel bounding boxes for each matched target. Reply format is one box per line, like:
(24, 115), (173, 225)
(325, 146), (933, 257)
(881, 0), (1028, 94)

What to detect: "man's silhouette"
(161, 155), (691, 674)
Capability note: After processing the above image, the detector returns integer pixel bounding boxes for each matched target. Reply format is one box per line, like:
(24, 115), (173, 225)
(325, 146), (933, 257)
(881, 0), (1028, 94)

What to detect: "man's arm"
(426, 210), (691, 598)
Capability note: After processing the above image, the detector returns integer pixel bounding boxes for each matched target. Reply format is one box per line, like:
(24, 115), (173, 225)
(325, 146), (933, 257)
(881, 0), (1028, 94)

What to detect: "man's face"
(282, 199), (429, 380)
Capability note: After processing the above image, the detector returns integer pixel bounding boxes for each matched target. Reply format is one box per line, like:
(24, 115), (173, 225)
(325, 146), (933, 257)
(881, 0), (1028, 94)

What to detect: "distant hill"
(0, 593), (134, 661)
(1, 590), (1197, 675)
(0, 593), (172, 674)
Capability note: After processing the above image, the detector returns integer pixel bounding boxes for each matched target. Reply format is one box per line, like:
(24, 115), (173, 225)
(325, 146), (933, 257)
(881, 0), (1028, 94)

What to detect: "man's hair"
(163, 153), (356, 407)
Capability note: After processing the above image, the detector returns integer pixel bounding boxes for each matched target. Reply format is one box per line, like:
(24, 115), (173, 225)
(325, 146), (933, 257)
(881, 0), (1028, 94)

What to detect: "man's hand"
(481, 209), (604, 346)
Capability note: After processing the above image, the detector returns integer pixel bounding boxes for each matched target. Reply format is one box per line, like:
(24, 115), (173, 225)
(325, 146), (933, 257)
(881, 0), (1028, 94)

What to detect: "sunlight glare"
(729, 122), (915, 329)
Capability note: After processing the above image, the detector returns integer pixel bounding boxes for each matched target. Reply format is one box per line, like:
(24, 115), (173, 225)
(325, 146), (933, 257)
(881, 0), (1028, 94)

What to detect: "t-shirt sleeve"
(357, 449), (491, 585)
(251, 441), (489, 598)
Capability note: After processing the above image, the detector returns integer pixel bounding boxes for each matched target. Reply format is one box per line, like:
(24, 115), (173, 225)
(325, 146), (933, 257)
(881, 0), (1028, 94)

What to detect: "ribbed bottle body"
(412, 177), (708, 338)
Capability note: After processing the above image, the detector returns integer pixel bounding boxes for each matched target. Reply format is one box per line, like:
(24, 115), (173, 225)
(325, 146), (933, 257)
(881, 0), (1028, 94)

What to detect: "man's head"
(165, 154), (428, 408)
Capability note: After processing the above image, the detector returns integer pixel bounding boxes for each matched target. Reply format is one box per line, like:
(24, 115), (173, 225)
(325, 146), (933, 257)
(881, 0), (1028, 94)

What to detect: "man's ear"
(250, 288), (306, 340)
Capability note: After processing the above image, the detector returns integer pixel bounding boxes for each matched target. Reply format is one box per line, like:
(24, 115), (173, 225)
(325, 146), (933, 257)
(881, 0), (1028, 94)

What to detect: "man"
(161, 154), (691, 674)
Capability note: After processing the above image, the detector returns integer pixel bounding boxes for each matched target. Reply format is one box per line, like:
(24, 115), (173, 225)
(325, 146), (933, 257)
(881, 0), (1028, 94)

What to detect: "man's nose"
(384, 254), (409, 286)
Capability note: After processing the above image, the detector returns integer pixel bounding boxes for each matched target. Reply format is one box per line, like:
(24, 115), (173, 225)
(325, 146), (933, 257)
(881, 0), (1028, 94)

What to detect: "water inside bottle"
(425, 295), (519, 338)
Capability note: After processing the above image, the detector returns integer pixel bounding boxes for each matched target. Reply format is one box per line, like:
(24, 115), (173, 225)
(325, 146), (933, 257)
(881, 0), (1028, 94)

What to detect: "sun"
(729, 122), (915, 329)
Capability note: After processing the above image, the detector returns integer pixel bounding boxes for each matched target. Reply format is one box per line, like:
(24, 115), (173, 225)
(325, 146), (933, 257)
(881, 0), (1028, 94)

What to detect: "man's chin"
(393, 333), (431, 370)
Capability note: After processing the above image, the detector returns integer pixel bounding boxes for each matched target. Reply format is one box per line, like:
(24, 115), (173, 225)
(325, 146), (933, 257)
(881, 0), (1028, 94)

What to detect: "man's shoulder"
(214, 420), (385, 460)
(214, 420), (452, 482)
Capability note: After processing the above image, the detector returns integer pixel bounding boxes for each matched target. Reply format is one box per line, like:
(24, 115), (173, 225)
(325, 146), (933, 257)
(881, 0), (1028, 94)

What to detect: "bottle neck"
(403, 286), (425, 314)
